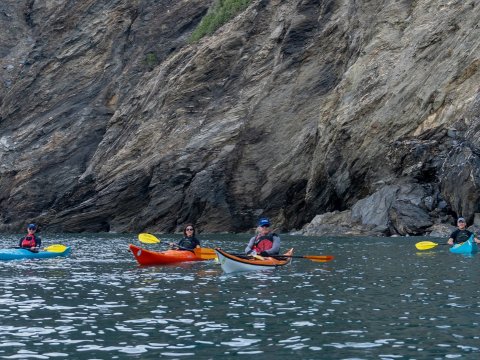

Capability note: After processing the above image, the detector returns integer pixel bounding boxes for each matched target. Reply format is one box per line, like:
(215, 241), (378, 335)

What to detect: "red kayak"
(129, 244), (206, 265)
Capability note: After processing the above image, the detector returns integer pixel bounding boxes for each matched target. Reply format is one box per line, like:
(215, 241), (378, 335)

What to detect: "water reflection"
(0, 234), (479, 358)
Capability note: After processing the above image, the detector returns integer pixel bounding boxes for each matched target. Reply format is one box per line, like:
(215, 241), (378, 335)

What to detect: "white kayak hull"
(215, 248), (293, 273)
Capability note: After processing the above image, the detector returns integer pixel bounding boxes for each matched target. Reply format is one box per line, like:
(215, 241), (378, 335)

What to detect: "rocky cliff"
(1, 0), (479, 235)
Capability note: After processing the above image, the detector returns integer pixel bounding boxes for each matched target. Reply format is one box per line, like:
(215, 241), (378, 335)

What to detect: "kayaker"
(447, 217), (480, 245)
(19, 223), (42, 252)
(245, 218), (280, 257)
(170, 224), (201, 250)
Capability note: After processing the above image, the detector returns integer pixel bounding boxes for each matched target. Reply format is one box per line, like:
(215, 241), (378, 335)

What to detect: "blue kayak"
(0, 247), (71, 261)
(449, 236), (478, 254)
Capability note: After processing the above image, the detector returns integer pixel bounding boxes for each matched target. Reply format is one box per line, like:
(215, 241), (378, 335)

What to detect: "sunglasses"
(186, 228), (194, 231)
(260, 225), (270, 228)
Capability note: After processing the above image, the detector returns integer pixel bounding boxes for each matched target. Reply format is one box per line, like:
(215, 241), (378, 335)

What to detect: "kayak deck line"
(0, 247), (71, 261)
(215, 248), (294, 273)
(129, 244), (206, 265)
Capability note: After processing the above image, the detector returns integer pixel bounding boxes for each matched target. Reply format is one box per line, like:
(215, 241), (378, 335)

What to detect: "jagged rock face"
(0, 0), (479, 234)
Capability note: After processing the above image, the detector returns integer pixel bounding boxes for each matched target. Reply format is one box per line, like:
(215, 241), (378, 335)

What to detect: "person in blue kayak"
(170, 224), (201, 250)
(19, 223), (42, 252)
(447, 217), (480, 245)
(245, 217), (280, 257)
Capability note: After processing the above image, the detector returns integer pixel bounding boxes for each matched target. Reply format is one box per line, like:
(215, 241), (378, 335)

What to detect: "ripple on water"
(1, 234), (480, 359)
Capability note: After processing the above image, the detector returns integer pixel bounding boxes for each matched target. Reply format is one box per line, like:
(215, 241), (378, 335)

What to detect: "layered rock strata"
(0, 0), (479, 235)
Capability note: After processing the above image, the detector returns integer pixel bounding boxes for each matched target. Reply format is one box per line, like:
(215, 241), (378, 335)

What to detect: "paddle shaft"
(279, 254), (333, 259)
(137, 233), (333, 261)
(138, 233), (214, 253)
(230, 253), (333, 261)
(139, 233), (334, 261)
(13, 244), (66, 253)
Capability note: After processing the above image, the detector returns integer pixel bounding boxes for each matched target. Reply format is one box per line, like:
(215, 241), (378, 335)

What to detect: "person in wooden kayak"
(19, 223), (42, 252)
(447, 217), (480, 245)
(170, 224), (201, 250)
(245, 218), (280, 257)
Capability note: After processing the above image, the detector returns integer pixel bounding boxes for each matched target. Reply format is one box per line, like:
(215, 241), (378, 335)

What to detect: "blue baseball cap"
(27, 223), (37, 230)
(258, 218), (270, 227)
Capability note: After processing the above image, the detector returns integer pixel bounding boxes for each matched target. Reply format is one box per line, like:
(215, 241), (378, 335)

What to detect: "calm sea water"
(0, 233), (479, 359)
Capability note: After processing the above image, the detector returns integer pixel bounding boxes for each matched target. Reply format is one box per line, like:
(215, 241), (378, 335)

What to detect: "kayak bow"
(449, 236), (478, 254)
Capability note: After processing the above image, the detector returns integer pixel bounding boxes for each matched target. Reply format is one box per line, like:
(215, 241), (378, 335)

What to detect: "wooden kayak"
(129, 244), (205, 265)
(449, 236), (478, 254)
(0, 247), (71, 261)
(215, 248), (294, 273)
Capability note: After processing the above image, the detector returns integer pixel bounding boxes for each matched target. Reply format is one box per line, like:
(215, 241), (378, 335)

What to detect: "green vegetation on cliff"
(190, 0), (252, 42)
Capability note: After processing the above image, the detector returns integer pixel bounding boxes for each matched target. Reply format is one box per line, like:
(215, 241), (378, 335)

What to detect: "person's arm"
(270, 235), (281, 254)
(36, 236), (42, 248)
(447, 230), (457, 245)
(245, 237), (255, 254)
(467, 230), (477, 241)
(472, 232), (480, 244)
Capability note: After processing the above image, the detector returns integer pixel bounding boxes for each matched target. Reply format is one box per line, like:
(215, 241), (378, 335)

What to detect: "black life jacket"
(454, 230), (472, 244)
(178, 236), (199, 250)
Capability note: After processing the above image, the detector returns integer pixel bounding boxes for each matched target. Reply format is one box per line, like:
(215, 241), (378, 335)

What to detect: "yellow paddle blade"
(193, 247), (217, 260)
(415, 241), (439, 250)
(44, 244), (67, 253)
(138, 233), (161, 244)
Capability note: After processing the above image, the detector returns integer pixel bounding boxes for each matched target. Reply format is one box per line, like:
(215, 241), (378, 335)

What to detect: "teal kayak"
(449, 236), (478, 254)
(0, 247), (71, 261)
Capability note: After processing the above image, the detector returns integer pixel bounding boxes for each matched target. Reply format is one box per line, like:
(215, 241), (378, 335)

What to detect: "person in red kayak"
(447, 217), (480, 245)
(19, 223), (42, 252)
(245, 218), (280, 257)
(170, 224), (201, 250)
